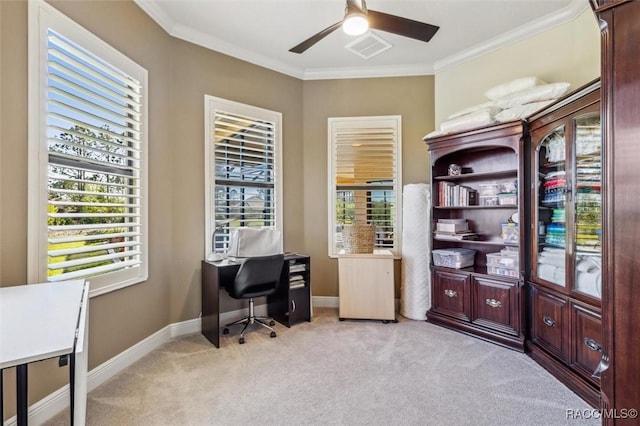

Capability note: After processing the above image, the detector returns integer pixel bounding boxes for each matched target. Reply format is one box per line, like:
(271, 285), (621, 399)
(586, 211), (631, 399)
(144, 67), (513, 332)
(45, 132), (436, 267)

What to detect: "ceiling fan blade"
(289, 21), (343, 54)
(368, 10), (439, 43)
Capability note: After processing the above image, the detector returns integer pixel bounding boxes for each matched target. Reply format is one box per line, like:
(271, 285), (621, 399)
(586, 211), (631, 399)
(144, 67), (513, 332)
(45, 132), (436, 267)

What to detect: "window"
(28, 0), (148, 296)
(204, 96), (283, 258)
(328, 116), (402, 257)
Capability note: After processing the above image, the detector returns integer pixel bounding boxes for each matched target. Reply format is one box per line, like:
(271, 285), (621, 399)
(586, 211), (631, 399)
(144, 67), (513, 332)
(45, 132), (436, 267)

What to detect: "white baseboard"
(312, 295), (339, 308)
(3, 296), (398, 426)
(4, 300), (325, 426)
(4, 324), (177, 426)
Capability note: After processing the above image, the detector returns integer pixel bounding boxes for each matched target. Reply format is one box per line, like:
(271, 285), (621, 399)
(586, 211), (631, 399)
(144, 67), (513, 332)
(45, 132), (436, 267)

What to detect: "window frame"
(327, 115), (403, 258)
(28, 0), (149, 297)
(204, 95), (283, 260)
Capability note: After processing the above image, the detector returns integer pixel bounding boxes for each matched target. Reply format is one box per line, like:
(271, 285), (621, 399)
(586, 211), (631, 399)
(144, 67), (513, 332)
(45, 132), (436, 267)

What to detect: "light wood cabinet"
(338, 250), (396, 322)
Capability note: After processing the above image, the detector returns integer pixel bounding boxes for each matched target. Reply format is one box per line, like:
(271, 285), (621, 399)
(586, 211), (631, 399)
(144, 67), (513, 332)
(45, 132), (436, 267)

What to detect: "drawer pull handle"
(592, 355), (609, 379)
(291, 299), (296, 312)
(444, 289), (457, 298)
(584, 338), (602, 352)
(542, 316), (555, 327)
(485, 298), (502, 308)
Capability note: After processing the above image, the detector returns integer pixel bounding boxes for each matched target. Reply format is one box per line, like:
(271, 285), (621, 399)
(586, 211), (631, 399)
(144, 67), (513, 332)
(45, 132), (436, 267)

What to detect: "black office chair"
(222, 254), (285, 344)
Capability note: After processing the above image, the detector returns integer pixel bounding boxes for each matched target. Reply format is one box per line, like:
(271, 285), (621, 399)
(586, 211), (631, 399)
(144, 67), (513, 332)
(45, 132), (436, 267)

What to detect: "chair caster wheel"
(269, 320), (275, 326)
(270, 331), (276, 338)
(223, 328), (230, 334)
(239, 337), (245, 344)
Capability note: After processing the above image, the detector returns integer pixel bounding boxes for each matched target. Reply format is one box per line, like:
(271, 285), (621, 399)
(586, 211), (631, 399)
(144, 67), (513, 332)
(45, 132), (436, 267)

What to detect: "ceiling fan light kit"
(288, 0), (439, 54)
(343, 1), (369, 36)
(343, 13), (369, 36)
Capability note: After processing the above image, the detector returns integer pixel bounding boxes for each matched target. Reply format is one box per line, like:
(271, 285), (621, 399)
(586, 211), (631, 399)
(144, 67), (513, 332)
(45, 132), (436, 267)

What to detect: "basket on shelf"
(342, 224), (375, 254)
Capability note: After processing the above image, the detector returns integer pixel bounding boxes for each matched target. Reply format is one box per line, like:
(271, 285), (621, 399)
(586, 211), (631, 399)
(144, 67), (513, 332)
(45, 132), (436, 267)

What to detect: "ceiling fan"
(289, 0), (440, 54)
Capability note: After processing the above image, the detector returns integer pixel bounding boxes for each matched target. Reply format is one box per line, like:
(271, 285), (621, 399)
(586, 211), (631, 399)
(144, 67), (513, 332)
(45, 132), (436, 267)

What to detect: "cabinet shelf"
(425, 120), (525, 351)
(433, 238), (515, 247)
(435, 205), (517, 210)
(433, 169), (518, 181)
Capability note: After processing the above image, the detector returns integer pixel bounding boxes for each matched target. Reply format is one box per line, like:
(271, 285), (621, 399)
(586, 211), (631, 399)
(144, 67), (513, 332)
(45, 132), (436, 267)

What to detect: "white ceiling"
(134, 0), (587, 80)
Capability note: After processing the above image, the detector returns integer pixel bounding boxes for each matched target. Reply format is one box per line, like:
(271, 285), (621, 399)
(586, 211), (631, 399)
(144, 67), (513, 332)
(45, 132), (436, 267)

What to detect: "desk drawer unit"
(268, 254), (311, 327)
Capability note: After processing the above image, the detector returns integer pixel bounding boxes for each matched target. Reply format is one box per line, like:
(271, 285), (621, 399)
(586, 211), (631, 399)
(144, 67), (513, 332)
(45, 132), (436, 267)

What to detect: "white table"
(0, 280), (89, 426)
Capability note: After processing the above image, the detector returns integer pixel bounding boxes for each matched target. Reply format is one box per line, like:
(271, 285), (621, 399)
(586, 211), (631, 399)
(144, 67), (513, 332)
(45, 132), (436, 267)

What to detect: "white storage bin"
(432, 248), (476, 268)
(498, 193), (517, 205)
(486, 252), (519, 268)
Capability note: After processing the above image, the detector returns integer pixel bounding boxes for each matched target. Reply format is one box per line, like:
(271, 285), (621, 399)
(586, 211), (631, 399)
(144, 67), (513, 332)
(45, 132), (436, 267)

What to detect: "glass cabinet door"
(572, 114), (602, 299)
(535, 125), (567, 287)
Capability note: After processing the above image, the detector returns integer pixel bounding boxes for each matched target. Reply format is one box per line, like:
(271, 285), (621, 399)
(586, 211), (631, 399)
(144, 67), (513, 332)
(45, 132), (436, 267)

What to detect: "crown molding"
(135, 0), (588, 81)
(303, 63), (435, 80)
(433, 0), (589, 72)
(133, 0), (305, 79)
(170, 23), (305, 79)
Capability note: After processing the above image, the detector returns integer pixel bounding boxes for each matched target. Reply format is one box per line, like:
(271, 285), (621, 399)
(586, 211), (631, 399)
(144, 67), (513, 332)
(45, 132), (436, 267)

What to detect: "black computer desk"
(201, 253), (311, 348)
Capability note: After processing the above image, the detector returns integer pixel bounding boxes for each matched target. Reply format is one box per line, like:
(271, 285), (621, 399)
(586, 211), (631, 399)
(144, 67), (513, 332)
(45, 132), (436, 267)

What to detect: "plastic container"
(487, 265), (519, 278)
(486, 252), (519, 268)
(498, 180), (518, 194)
(478, 184), (499, 197)
(480, 196), (499, 206)
(497, 193), (517, 205)
(501, 222), (520, 244)
(432, 248), (476, 268)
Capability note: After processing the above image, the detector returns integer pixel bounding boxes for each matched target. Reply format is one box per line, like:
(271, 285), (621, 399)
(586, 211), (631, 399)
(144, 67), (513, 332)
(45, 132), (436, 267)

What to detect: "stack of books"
(438, 182), (477, 207)
(434, 219), (477, 241)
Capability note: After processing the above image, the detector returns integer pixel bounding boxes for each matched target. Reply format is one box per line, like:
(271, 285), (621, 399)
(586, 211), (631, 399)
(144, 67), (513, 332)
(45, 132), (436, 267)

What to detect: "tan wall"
(0, 0), (601, 419)
(0, 0), (303, 417)
(302, 77), (435, 297)
(435, 9), (601, 126)
(167, 37), (304, 317)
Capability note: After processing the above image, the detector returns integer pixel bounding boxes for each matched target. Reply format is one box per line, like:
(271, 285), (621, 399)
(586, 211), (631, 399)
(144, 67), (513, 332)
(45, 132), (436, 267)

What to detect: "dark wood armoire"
(589, 0), (640, 422)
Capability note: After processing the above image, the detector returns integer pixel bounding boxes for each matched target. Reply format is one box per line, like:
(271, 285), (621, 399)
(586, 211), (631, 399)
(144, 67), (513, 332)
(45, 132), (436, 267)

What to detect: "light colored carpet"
(46, 308), (598, 425)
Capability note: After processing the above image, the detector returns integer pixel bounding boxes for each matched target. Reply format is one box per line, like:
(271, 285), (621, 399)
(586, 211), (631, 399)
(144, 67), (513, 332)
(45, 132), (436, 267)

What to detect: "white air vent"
(345, 32), (392, 59)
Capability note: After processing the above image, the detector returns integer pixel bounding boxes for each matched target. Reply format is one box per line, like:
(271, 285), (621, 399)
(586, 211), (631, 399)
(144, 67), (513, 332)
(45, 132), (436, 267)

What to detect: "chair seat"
(223, 254), (284, 344)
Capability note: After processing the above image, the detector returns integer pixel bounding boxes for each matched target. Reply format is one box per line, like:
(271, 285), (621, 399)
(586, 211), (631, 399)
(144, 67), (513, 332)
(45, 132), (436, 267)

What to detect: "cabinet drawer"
(570, 302), (602, 385)
(472, 276), (520, 335)
(530, 285), (569, 362)
(432, 270), (471, 321)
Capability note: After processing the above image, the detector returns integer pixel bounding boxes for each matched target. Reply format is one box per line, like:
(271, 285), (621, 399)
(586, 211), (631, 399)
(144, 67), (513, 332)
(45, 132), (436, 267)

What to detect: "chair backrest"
(227, 254), (285, 300)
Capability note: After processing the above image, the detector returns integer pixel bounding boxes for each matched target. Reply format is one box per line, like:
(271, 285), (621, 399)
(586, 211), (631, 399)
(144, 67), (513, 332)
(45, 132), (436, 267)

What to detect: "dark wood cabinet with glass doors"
(526, 79), (602, 407)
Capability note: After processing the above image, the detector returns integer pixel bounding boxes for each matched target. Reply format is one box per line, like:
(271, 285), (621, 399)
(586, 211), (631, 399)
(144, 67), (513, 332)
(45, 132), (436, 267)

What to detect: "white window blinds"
(328, 116), (402, 256)
(205, 97), (283, 258)
(29, 0), (148, 295)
